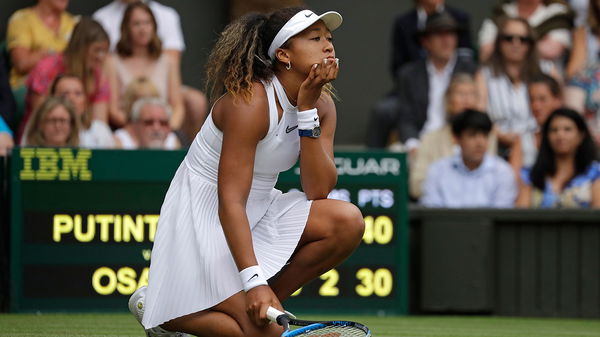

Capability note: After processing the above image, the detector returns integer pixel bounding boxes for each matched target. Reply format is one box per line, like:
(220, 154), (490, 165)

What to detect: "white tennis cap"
(268, 9), (343, 60)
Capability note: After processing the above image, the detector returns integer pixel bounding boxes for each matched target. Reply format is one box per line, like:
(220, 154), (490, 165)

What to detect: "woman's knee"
(329, 201), (365, 245)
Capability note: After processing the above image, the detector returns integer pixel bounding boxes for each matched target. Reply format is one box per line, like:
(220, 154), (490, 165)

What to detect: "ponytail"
(205, 13), (273, 104)
(205, 7), (338, 105)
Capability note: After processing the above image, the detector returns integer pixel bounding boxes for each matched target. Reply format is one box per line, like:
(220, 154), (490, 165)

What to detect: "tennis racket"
(266, 306), (372, 337)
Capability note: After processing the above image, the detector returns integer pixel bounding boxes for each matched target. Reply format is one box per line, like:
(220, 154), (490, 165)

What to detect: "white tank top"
(184, 76), (300, 195)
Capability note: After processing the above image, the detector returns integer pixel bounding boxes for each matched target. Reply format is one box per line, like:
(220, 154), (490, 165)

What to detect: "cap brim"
(318, 11), (343, 32)
(268, 10), (343, 59)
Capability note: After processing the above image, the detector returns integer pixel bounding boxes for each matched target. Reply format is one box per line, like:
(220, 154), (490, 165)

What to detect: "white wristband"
(239, 265), (268, 292)
(297, 108), (319, 130)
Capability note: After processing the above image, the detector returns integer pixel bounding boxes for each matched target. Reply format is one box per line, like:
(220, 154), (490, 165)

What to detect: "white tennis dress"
(141, 76), (312, 329)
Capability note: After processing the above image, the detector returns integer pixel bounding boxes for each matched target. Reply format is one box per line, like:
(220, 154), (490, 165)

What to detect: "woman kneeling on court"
(128, 7), (365, 337)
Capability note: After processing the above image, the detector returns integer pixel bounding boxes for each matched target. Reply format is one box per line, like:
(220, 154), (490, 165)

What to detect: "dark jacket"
(396, 56), (477, 143)
(390, 6), (472, 81)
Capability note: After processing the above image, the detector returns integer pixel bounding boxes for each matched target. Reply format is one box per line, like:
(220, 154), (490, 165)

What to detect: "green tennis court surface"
(1, 313), (599, 336)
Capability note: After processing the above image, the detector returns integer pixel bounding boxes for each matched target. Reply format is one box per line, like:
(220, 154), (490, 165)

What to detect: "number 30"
(355, 268), (393, 297)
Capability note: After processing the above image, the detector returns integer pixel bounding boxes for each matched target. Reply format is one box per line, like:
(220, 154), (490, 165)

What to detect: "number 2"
(319, 269), (339, 296)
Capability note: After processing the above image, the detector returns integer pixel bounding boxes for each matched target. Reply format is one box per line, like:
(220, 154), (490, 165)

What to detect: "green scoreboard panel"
(9, 148), (408, 314)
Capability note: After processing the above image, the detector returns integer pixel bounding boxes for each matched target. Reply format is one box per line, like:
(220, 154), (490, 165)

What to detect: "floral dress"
(521, 162), (600, 208)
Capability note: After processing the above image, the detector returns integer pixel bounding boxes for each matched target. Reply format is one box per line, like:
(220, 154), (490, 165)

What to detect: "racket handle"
(266, 306), (285, 322)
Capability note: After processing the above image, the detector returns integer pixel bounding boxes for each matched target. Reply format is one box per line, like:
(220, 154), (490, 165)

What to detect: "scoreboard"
(9, 148), (408, 314)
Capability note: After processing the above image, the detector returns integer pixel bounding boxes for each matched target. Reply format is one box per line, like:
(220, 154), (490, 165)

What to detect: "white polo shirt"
(93, 0), (185, 52)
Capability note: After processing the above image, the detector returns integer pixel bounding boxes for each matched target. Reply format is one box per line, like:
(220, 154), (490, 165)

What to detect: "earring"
(286, 61), (291, 70)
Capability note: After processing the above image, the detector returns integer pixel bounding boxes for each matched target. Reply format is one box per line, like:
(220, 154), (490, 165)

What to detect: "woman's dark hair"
(528, 73), (562, 98)
(205, 7), (304, 104)
(451, 109), (493, 136)
(588, 0), (600, 35)
(529, 108), (598, 190)
(488, 16), (542, 83)
(117, 1), (162, 59)
(205, 6), (335, 104)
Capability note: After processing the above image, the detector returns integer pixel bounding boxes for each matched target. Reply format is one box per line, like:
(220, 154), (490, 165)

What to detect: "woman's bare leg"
(161, 291), (283, 337)
(270, 199), (365, 300)
(160, 199), (364, 336)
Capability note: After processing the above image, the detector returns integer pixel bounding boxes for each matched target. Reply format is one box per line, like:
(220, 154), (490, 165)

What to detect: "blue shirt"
(421, 153), (517, 208)
(0, 116), (12, 136)
(521, 161), (600, 208)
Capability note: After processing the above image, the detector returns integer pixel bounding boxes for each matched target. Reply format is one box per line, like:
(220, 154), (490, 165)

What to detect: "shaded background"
(0, 0), (495, 145)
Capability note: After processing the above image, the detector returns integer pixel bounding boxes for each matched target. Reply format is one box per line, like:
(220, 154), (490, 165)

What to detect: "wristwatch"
(298, 127), (321, 138)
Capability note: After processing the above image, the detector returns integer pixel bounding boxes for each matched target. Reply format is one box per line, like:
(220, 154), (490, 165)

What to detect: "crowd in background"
(0, 0), (599, 209)
(0, 0), (207, 155)
(367, 0), (600, 209)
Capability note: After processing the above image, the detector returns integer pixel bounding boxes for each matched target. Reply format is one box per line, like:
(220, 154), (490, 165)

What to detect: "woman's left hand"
(297, 58), (339, 111)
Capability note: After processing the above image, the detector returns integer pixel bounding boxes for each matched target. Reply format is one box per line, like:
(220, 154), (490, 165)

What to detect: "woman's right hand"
(245, 285), (283, 327)
(297, 58), (339, 111)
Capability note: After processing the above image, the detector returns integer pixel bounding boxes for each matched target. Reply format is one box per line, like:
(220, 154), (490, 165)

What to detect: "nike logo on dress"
(286, 125), (298, 133)
(248, 274), (259, 282)
(313, 117), (318, 121)
(305, 13), (313, 17)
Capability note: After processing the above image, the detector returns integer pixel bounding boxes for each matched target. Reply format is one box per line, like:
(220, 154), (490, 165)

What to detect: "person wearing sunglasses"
(478, 0), (574, 66)
(476, 17), (545, 161)
(113, 97), (180, 149)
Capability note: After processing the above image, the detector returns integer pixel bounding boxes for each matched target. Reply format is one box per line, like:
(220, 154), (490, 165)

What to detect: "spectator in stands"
(564, 63), (600, 146)
(94, 0), (208, 143)
(106, 2), (184, 132)
(23, 96), (79, 147)
(0, 117), (14, 156)
(421, 109), (517, 208)
(476, 17), (542, 157)
(114, 97), (180, 149)
(122, 76), (160, 119)
(49, 74), (114, 148)
(511, 73), (563, 171)
(566, 0), (600, 78)
(6, 0), (77, 90)
(116, 77), (161, 147)
(396, 11), (477, 154)
(478, 0), (574, 68)
(23, 17), (110, 142)
(410, 73), (498, 199)
(390, 0), (472, 80)
(516, 108), (600, 208)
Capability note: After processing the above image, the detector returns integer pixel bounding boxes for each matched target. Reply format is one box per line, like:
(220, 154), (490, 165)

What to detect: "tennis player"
(128, 7), (365, 337)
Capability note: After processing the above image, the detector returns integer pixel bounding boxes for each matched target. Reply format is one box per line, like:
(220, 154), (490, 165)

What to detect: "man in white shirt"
(94, 0), (207, 143)
(421, 109), (517, 208)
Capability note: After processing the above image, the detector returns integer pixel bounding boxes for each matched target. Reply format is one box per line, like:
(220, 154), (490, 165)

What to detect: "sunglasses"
(141, 118), (169, 127)
(500, 34), (533, 44)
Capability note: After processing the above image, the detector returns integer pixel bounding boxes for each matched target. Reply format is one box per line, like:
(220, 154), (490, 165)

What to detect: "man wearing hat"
(396, 10), (477, 155)
(365, 1), (472, 149)
(391, 0), (472, 80)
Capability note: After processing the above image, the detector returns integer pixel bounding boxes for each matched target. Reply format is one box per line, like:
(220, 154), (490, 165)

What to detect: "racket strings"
(297, 325), (368, 337)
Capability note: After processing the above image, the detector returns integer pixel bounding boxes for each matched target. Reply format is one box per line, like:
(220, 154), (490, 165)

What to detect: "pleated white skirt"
(141, 162), (311, 329)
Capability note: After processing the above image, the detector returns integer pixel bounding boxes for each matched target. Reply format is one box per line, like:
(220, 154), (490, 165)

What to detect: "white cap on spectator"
(268, 9), (343, 60)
